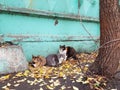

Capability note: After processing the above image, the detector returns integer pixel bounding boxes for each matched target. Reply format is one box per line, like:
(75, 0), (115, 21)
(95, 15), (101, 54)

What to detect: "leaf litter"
(0, 52), (108, 90)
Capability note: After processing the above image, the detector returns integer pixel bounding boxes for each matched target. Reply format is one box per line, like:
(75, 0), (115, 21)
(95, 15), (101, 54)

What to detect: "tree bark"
(89, 0), (120, 78)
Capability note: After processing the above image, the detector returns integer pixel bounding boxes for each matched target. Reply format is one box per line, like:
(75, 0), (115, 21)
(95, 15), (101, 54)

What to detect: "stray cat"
(59, 45), (77, 60)
(30, 55), (46, 68)
(46, 51), (67, 67)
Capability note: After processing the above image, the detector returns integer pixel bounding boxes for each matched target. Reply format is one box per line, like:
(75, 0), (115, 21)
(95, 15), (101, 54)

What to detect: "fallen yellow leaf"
(0, 74), (10, 81)
(73, 86), (79, 90)
(23, 70), (30, 77)
(59, 72), (64, 77)
(61, 85), (66, 90)
(14, 84), (20, 87)
(39, 88), (44, 90)
(15, 72), (23, 77)
(46, 85), (54, 90)
(7, 83), (11, 87)
(2, 85), (9, 90)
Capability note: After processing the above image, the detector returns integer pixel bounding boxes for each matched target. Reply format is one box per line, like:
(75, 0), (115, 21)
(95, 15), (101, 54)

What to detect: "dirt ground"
(0, 74), (92, 90)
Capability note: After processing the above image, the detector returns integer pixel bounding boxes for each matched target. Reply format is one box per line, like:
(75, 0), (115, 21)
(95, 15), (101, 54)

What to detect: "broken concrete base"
(0, 45), (28, 74)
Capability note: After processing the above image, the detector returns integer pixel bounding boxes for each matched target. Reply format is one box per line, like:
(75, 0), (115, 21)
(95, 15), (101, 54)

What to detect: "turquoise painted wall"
(0, 0), (100, 61)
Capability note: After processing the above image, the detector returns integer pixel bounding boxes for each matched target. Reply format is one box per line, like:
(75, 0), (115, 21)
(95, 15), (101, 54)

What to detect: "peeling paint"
(1, 34), (100, 42)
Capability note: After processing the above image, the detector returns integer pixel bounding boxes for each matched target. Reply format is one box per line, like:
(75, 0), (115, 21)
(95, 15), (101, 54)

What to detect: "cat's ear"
(32, 55), (35, 58)
(63, 45), (66, 49)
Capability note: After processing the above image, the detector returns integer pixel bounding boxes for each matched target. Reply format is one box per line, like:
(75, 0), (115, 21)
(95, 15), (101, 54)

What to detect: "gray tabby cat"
(46, 50), (67, 67)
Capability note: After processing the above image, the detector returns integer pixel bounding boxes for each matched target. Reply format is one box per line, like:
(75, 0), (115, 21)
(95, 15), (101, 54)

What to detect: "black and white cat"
(59, 45), (77, 60)
(46, 50), (67, 67)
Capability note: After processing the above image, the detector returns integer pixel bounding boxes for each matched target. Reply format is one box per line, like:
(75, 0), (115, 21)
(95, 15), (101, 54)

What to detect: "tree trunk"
(89, 0), (120, 78)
